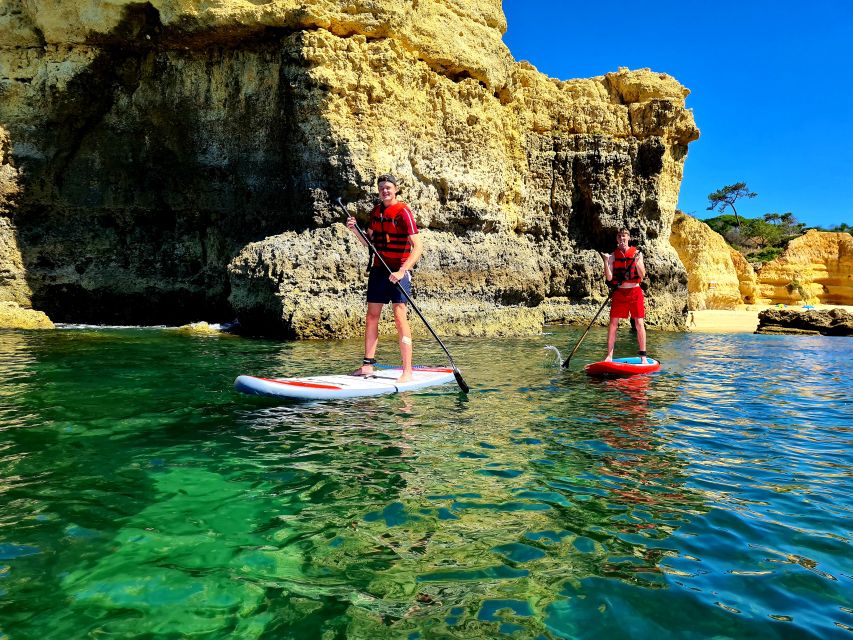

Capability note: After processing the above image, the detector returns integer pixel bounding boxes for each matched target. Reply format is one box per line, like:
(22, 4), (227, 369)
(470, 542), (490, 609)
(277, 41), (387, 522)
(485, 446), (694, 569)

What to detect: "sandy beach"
(689, 304), (853, 333)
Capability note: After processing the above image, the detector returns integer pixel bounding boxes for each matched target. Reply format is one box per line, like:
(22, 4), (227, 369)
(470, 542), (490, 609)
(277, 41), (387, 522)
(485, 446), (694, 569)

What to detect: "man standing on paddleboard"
(347, 174), (423, 382)
(601, 228), (648, 364)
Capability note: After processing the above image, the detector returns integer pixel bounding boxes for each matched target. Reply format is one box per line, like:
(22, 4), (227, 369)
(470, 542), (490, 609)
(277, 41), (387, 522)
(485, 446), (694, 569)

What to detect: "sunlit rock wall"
(0, 123), (51, 327)
(669, 214), (852, 309)
(669, 212), (758, 309)
(756, 230), (853, 305)
(1, 0), (699, 335)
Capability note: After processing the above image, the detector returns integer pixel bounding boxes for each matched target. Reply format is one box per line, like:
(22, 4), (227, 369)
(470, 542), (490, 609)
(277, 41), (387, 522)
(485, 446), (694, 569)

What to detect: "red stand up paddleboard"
(585, 357), (661, 377)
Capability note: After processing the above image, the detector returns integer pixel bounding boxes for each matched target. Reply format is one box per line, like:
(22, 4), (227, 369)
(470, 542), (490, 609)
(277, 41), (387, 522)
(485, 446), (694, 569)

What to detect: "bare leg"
(392, 302), (413, 382)
(635, 318), (647, 363)
(605, 316), (620, 361)
(353, 303), (383, 375)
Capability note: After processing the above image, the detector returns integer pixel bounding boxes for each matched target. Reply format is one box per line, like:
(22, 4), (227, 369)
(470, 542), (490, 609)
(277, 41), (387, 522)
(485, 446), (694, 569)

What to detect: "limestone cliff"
(0, 0), (699, 335)
(0, 123), (49, 327)
(670, 213), (852, 310)
(755, 230), (853, 305)
(669, 212), (758, 309)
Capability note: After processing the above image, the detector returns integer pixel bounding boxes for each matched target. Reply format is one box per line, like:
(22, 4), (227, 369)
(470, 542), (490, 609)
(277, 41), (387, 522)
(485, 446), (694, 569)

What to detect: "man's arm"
(635, 251), (646, 280)
(400, 233), (423, 272)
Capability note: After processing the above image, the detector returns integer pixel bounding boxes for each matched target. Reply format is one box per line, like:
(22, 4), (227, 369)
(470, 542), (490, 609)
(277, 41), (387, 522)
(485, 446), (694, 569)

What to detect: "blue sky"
(502, 1), (853, 229)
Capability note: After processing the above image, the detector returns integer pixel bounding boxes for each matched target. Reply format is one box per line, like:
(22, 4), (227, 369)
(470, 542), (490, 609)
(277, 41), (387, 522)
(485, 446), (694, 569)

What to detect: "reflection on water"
(0, 327), (851, 639)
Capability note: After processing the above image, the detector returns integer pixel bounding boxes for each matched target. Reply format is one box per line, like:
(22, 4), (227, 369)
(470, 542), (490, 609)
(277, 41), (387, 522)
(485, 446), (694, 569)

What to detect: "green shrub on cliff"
(703, 211), (807, 264)
(749, 246), (784, 263)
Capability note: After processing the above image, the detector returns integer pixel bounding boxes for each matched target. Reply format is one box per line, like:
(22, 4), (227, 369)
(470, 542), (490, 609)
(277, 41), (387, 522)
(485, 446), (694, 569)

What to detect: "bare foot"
(640, 357), (649, 364)
(351, 365), (375, 376)
(604, 357), (613, 362)
(396, 373), (413, 383)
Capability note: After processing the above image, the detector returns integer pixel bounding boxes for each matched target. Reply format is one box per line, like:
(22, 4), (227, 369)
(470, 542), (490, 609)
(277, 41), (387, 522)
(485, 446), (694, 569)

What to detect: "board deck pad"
(585, 357), (661, 377)
(234, 365), (456, 400)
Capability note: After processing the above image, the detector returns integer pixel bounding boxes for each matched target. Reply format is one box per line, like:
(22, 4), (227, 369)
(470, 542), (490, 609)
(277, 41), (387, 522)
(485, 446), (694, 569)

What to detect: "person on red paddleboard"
(601, 228), (648, 364)
(346, 173), (423, 383)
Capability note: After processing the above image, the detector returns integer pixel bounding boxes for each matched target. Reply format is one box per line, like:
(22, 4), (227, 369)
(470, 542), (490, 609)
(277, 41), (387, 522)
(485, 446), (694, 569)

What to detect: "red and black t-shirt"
(368, 202), (418, 270)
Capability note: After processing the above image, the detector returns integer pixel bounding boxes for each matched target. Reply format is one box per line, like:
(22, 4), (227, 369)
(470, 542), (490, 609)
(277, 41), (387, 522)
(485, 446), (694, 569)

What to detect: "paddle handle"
(336, 198), (469, 393)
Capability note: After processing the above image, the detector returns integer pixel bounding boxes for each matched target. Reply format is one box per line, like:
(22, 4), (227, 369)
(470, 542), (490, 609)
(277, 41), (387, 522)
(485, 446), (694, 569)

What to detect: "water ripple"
(0, 328), (851, 638)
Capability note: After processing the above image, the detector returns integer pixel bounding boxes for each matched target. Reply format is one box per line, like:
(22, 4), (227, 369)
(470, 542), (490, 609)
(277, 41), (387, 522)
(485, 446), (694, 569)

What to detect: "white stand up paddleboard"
(234, 366), (456, 400)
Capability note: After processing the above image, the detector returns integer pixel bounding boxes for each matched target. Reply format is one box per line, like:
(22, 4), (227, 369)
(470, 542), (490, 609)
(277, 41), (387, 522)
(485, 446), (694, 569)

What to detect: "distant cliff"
(669, 212), (757, 309)
(755, 230), (853, 305)
(670, 213), (852, 309)
(1, 0), (699, 335)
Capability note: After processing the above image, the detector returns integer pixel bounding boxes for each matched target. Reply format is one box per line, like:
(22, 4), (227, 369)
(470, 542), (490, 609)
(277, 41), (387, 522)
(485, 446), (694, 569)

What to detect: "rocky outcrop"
(0, 124), (27, 306)
(0, 215), (29, 305)
(755, 230), (853, 306)
(228, 224), (545, 338)
(0, 125), (18, 212)
(1, 0), (699, 336)
(670, 212), (758, 309)
(0, 123), (50, 328)
(0, 301), (53, 329)
(756, 308), (853, 336)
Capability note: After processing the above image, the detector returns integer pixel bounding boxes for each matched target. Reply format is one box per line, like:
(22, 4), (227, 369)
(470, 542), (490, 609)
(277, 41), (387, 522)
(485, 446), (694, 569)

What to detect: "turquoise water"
(0, 326), (851, 639)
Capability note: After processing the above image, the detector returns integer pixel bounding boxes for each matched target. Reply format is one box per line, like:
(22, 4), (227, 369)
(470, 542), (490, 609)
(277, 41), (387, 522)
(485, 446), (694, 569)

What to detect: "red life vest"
(369, 202), (418, 270)
(613, 247), (641, 284)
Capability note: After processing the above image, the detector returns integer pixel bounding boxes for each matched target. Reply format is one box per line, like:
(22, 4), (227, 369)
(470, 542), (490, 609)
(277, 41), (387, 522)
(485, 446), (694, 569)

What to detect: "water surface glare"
(0, 327), (850, 639)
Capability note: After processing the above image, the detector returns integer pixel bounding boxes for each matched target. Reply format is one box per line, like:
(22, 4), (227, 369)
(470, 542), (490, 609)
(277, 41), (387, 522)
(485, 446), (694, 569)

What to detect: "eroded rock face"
(755, 230), (853, 306)
(0, 216), (29, 306)
(228, 224), (547, 338)
(0, 124), (18, 212)
(0, 124), (37, 320)
(0, 301), (54, 329)
(670, 215), (852, 311)
(756, 308), (853, 336)
(1, 0), (699, 335)
(670, 212), (758, 309)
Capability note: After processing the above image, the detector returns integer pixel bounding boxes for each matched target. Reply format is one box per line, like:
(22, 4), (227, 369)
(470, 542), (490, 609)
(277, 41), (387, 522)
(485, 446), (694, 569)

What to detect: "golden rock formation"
(755, 230), (853, 305)
(1, 0), (699, 336)
(1, 1), (512, 89)
(0, 216), (29, 305)
(0, 301), (53, 329)
(669, 212), (757, 309)
(670, 214), (852, 309)
(0, 124), (45, 328)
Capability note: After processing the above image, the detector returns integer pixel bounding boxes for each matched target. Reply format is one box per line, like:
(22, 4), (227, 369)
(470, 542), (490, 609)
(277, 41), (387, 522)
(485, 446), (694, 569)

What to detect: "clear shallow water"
(0, 327), (850, 639)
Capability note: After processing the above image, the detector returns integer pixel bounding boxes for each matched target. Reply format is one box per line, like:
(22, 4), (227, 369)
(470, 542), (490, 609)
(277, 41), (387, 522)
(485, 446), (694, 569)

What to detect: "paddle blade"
(561, 356), (572, 369)
(453, 369), (470, 394)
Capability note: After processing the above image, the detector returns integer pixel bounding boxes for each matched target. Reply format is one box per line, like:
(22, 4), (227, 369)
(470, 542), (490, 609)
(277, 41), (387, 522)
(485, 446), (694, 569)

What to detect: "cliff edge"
(1, 0), (699, 336)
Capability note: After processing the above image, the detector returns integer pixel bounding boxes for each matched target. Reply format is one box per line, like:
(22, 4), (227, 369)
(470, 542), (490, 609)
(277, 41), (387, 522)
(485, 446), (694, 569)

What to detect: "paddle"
(562, 253), (637, 369)
(336, 198), (470, 394)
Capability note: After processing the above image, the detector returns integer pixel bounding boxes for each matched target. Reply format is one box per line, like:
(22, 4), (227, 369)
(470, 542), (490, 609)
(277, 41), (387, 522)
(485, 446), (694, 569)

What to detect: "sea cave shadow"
(6, 6), (360, 327)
